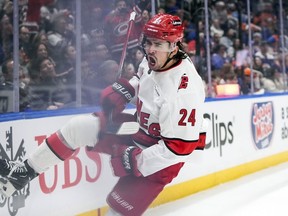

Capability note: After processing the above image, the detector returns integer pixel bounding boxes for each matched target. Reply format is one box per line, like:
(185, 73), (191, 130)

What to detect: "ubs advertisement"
(0, 95), (288, 216)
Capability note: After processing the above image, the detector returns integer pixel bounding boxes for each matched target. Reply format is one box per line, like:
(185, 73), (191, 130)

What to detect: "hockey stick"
(117, 11), (137, 78)
(103, 12), (137, 138)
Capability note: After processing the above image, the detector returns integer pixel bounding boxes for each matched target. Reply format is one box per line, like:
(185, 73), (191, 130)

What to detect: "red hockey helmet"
(143, 13), (184, 43)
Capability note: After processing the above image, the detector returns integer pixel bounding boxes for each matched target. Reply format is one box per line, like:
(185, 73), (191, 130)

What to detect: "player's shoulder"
(171, 58), (205, 97)
(173, 58), (202, 85)
(179, 57), (198, 73)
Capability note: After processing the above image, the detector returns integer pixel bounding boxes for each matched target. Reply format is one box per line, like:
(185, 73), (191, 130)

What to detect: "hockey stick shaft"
(117, 11), (136, 78)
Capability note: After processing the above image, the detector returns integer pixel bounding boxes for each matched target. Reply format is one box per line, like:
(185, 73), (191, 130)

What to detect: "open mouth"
(148, 55), (156, 67)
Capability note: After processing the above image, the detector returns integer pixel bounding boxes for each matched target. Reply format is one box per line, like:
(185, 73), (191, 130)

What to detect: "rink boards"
(0, 93), (288, 216)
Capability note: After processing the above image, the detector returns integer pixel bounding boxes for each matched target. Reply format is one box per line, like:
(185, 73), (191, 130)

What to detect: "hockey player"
(0, 14), (207, 216)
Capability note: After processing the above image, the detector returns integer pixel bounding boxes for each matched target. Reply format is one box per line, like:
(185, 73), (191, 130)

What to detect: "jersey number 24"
(178, 108), (196, 126)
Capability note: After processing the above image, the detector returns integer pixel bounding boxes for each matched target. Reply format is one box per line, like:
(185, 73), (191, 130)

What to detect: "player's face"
(143, 37), (178, 71)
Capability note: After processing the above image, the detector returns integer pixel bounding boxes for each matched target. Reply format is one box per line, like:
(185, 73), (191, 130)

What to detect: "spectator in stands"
(253, 56), (264, 72)
(28, 57), (74, 110)
(130, 46), (145, 70)
(266, 34), (280, 56)
(220, 28), (237, 58)
(211, 44), (230, 71)
(103, 0), (150, 61)
(25, 0), (56, 23)
(55, 44), (76, 86)
(254, 41), (275, 67)
(87, 59), (119, 106)
(95, 59), (119, 86)
(39, 0), (60, 31)
(0, 58), (31, 111)
(121, 61), (135, 80)
(254, 2), (277, 41)
(252, 32), (263, 54)
(210, 33), (222, 55)
(19, 48), (30, 70)
(0, 0), (286, 111)
(89, 28), (106, 47)
(210, 18), (224, 38)
(19, 25), (32, 54)
(240, 67), (264, 95)
(223, 70), (239, 84)
(26, 31), (49, 64)
(219, 62), (234, 82)
(84, 43), (111, 72)
(80, 59), (119, 106)
(1, 0), (13, 21)
(0, 13), (13, 60)
(1, 58), (14, 88)
(46, 11), (74, 65)
(226, 2), (239, 31)
(259, 64), (282, 93)
(81, 0), (107, 34)
(33, 42), (50, 60)
(27, 42), (54, 82)
(31, 31), (49, 47)
(211, 1), (228, 31)
(3, 58), (30, 86)
(141, 9), (150, 25)
(231, 38), (243, 60)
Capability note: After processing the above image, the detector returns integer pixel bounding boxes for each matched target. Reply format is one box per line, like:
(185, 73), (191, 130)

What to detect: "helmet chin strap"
(160, 52), (174, 69)
(141, 37), (178, 71)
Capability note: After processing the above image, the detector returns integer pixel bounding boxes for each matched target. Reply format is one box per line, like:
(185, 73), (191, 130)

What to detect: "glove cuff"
(111, 145), (142, 177)
(112, 78), (135, 103)
(122, 146), (142, 176)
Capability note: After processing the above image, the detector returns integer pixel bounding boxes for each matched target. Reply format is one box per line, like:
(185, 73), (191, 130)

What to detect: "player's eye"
(155, 43), (163, 47)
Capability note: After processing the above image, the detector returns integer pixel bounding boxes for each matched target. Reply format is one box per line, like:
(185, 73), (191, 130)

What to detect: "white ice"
(145, 162), (288, 216)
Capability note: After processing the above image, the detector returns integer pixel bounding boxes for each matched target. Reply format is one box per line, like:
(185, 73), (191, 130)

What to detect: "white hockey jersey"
(129, 57), (206, 176)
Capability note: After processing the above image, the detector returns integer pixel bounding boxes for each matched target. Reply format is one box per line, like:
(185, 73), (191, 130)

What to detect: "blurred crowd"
(0, 0), (287, 112)
(185, 0), (288, 97)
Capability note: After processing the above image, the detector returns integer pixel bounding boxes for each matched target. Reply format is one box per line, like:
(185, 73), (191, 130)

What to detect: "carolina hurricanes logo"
(113, 20), (129, 36)
(178, 75), (188, 90)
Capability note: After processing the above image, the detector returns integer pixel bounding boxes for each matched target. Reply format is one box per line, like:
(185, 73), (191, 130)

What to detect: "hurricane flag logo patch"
(178, 74), (188, 90)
